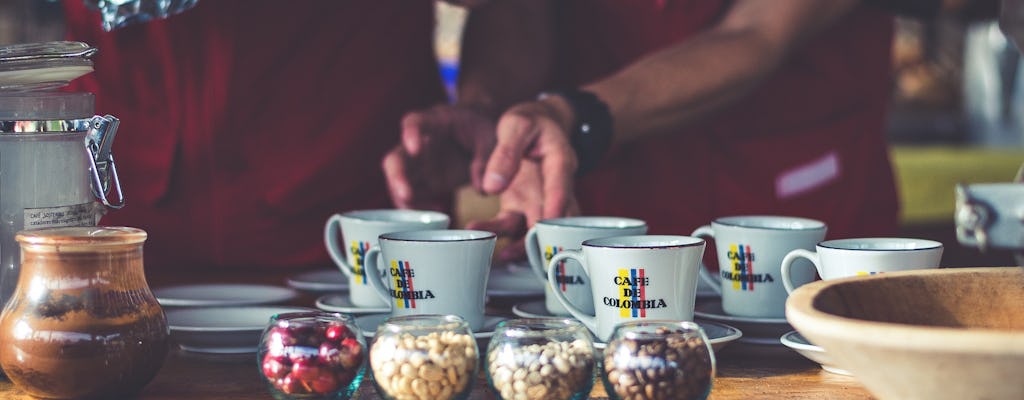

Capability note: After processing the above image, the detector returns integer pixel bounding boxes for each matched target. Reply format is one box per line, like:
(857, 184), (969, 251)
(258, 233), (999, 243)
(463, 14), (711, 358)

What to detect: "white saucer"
(354, 313), (508, 339)
(154, 284), (299, 307)
(693, 300), (792, 344)
(780, 331), (852, 375)
(487, 262), (545, 297)
(286, 268), (348, 293)
(316, 293), (391, 314)
(732, 336), (782, 346)
(592, 321), (743, 353)
(512, 300), (554, 318)
(166, 306), (313, 354)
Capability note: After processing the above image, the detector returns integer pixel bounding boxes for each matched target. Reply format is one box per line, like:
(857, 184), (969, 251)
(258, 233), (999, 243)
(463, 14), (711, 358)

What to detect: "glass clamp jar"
(486, 318), (597, 400)
(0, 41), (126, 318)
(601, 320), (715, 400)
(369, 314), (479, 400)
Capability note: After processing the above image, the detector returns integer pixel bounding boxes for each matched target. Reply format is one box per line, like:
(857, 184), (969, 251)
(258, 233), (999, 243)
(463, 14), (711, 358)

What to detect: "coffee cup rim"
(712, 215), (826, 231)
(340, 209), (449, 224)
(818, 237), (943, 251)
(581, 235), (703, 249)
(536, 216), (647, 229)
(379, 229), (496, 242)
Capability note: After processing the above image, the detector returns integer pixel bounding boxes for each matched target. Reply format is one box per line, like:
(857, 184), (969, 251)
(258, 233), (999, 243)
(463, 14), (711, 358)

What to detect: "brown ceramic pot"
(0, 226), (168, 399)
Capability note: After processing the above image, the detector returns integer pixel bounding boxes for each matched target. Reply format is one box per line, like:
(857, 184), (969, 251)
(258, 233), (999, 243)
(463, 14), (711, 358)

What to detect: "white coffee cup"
(955, 183), (1024, 251)
(547, 235), (705, 341)
(692, 215), (827, 319)
(781, 237), (944, 293)
(362, 229), (496, 331)
(525, 216), (648, 316)
(324, 209), (450, 308)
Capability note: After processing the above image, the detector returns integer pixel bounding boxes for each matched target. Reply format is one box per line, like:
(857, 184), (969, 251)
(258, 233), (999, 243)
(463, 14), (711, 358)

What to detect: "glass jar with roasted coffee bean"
(602, 320), (715, 400)
(0, 227), (168, 399)
(486, 318), (596, 400)
(369, 314), (479, 400)
(258, 311), (366, 400)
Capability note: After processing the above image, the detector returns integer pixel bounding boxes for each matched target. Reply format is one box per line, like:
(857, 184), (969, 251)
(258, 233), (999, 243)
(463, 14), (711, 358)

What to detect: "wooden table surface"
(0, 268), (876, 399)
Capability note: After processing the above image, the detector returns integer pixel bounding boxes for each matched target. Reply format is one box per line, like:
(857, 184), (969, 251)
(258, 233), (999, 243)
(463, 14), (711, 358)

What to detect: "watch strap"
(539, 89), (613, 176)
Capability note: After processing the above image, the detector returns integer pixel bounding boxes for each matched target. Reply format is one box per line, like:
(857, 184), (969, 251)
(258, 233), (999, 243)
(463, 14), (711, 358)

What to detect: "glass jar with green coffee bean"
(486, 318), (596, 400)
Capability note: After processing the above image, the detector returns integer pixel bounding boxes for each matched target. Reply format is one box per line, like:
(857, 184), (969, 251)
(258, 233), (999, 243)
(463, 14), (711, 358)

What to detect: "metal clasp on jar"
(86, 115), (125, 209)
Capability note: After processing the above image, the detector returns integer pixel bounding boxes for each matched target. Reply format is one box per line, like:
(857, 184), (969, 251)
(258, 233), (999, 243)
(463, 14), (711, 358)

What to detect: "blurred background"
(1, 0), (1020, 266)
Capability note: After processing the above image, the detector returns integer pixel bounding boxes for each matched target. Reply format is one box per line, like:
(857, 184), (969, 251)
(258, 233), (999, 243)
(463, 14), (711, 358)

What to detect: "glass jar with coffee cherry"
(258, 311), (366, 400)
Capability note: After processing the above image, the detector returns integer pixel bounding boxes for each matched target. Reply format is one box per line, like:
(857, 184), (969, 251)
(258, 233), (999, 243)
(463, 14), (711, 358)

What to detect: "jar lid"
(0, 41), (97, 91)
(16, 226), (147, 248)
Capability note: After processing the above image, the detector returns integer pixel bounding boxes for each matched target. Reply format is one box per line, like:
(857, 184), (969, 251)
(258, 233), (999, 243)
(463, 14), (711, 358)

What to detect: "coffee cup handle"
(324, 214), (356, 279)
(781, 249), (820, 294)
(691, 225), (722, 294)
(547, 250), (596, 333)
(524, 226), (547, 282)
(361, 246), (393, 306)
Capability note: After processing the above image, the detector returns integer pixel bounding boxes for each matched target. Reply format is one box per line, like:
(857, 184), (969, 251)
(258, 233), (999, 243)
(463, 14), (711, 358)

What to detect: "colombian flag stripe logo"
(392, 260), (416, 309)
(730, 244), (741, 291)
(618, 268), (646, 318)
(730, 244), (755, 291)
(637, 268), (646, 318)
(742, 244), (753, 291)
(546, 246), (568, 291)
(351, 241), (372, 284)
(618, 269), (631, 318)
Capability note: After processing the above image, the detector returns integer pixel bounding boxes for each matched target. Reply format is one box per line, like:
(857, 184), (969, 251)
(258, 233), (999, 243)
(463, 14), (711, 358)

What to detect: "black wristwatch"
(539, 89), (614, 176)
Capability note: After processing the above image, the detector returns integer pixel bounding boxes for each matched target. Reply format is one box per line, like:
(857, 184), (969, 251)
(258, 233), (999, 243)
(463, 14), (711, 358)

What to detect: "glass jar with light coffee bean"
(369, 315), (479, 400)
(602, 320), (715, 400)
(486, 318), (596, 400)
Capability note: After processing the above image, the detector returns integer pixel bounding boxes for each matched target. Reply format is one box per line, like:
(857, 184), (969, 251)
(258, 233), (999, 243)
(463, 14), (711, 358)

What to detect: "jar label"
(24, 203), (99, 229)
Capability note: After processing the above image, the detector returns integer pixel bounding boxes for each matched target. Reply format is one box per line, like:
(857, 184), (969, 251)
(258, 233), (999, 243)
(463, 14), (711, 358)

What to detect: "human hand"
(382, 104), (497, 211)
(480, 96), (579, 221)
(470, 96), (582, 261)
(468, 160), (580, 261)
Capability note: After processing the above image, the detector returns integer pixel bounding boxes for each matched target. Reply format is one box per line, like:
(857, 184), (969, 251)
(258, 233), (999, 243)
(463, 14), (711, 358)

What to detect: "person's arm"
(579, 0), (862, 147)
(480, 0), (866, 217)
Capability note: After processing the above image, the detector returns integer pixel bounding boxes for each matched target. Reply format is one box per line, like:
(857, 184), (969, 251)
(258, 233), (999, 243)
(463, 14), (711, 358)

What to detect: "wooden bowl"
(786, 267), (1024, 400)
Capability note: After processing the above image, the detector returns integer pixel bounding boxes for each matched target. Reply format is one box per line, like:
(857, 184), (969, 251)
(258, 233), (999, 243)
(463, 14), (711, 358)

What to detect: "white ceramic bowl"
(786, 267), (1024, 400)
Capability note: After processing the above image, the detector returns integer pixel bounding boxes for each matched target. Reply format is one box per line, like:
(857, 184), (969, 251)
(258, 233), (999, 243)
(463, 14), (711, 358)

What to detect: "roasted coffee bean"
(603, 326), (713, 400)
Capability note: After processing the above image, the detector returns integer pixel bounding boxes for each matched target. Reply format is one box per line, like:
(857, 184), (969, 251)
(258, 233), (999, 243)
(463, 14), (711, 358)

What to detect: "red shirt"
(558, 0), (899, 238)
(63, 0), (445, 271)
